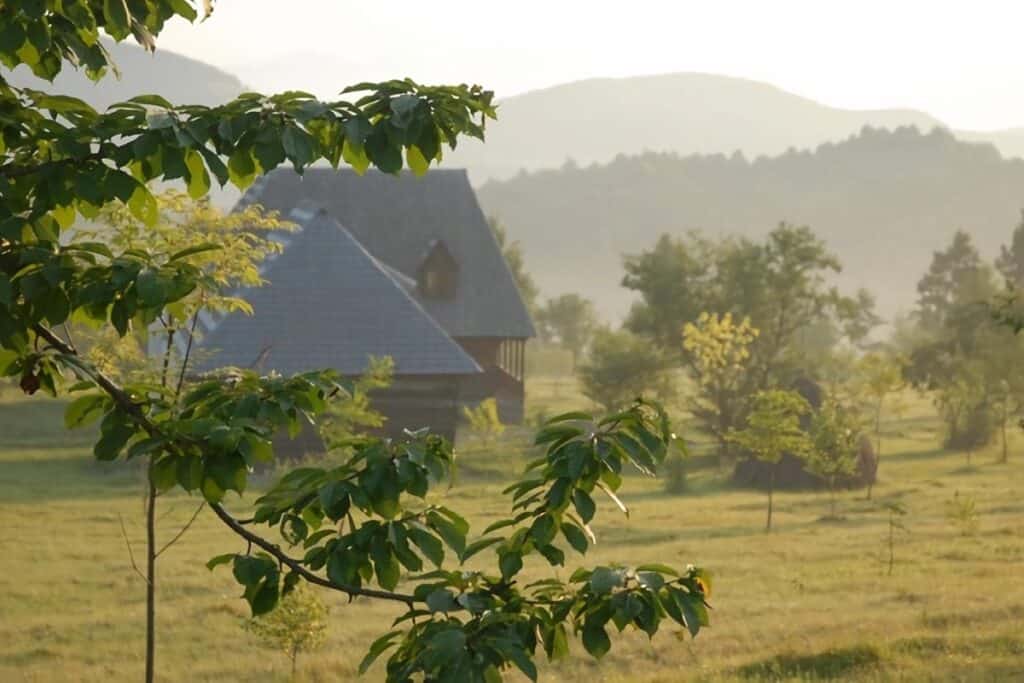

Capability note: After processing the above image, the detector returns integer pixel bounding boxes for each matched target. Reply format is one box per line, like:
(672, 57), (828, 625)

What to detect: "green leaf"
(168, 242), (222, 262)
(459, 536), (501, 563)
(184, 149), (211, 199)
(102, 0), (130, 40)
(572, 489), (596, 524)
(150, 455), (178, 492)
(589, 566), (623, 595)
(635, 563), (680, 577)
(282, 126), (315, 169)
(425, 588), (459, 613)
(499, 550), (522, 581)
(206, 553), (236, 571)
(408, 526), (444, 567)
(359, 630), (402, 675)
(560, 522), (589, 554)
(529, 513), (557, 547)
(582, 621), (611, 659)
(341, 138), (370, 174)
(406, 145), (429, 176)
(227, 147), (257, 189)
(427, 511), (466, 556)
(505, 646), (538, 682)
(128, 184), (158, 226)
(64, 394), (106, 429)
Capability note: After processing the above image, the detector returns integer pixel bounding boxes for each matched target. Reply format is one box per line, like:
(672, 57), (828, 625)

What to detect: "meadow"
(1, 377), (1023, 682)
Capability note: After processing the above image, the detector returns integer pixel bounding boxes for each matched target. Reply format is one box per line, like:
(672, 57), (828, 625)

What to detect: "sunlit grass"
(1, 385), (1023, 681)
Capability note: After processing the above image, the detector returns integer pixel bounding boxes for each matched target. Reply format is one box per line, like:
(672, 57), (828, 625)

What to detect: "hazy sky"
(159, 0), (1024, 131)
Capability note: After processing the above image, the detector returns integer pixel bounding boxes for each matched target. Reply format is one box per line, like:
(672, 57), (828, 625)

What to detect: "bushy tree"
(681, 312), (759, 457)
(905, 231), (1015, 453)
(807, 400), (862, 518)
(0, 6), (709, 681)
(536, 293), (599, 369)
(625, 224), (877, 397)
(728, 390), (811, 531)
(578, 327), (676, 410)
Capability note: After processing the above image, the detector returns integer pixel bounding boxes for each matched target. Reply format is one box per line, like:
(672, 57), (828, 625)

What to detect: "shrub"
(663, 452), (688, 494)
(245, 584), (328, 679)
(945, 492), (980, 536)
(462, 398), (506, 447)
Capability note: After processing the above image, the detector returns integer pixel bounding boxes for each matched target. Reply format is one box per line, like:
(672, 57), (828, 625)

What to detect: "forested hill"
(445, 72), (954, 181)
(476, 126), (1024, 321)
(3, 40), (245, 108)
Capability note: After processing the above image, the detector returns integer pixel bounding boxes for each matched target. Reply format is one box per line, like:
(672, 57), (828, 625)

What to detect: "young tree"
(489, 216), (539, 316)
(681, 312), (759, 458)
(246, 584), (329, 679)
(578, 327), (676, 411)
(0, 7), (709, 681)
(806, 400), (862, 518)
(728, 390), (811, 531)
(996, 211), (1024, 288)
(461, 397), (506, 447)
(856, 352), (906, 497)
(536, 293), (599, 369)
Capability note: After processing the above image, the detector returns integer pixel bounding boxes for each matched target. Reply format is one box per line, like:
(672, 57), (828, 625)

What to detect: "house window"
(417, 241), (458, 299)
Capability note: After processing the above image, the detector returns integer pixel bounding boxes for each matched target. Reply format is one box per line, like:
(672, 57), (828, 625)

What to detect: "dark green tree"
(624, 223), (876, 444)
(577, 327), (676, 411)
(906, 232), (1008, 451)
(0, 4), (709, 682)
(489, 216), (539, 315)
(996, 211), (1024, 287)
(536, 293), (599, 369)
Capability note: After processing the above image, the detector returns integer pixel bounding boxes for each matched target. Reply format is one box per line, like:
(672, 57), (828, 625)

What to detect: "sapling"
(882, 502), (908, 576)
(246, 584), (328, 679)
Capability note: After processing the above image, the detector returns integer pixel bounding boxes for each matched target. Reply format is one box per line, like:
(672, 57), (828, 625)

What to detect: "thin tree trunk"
(1001, 416), (1008, 464)
(145, 477), (156, 683)
(868, 404), (882, 500)
(887, 517), (894, 576)
(766, 466), (775, 532)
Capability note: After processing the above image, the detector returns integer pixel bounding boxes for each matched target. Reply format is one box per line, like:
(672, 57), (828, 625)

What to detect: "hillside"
(3, 40), (245, 108)
(476, 126), (1024, 321)
(445, 72), (954, 181)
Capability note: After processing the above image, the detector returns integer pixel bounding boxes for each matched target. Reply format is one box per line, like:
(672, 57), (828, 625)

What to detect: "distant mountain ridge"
(2, 40), (246, 108)
(476, 126), (1024, 321)
(444, 72), (1023, 181)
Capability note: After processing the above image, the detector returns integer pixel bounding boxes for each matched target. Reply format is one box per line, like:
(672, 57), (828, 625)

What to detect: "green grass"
(2, 385), (1024, 682)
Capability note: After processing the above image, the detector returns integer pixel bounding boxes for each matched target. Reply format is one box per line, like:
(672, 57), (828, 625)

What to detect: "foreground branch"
(34, 322), (417, 607)
(209, 503), (417, 606)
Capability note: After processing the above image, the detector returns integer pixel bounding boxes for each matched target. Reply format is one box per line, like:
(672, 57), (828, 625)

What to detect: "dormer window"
(417, 240), (458, 299)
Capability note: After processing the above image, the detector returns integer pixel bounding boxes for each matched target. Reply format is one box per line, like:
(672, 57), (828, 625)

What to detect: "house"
(194, 168), (535, 444)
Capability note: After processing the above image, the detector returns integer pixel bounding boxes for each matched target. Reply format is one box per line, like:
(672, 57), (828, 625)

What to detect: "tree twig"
(209, 503), (417, 606)
(175, 311), (200, 400)
(155, 502), (206, 558)
(118, 514), (150, 586)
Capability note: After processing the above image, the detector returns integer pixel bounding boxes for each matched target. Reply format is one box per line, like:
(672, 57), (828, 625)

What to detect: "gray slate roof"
(196, 209), (481, 377)
(238, 168), (535, 339)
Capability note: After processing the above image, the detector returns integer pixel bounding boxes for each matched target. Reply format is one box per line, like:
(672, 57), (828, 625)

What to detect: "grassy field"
(1, 380), (1023, 682)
